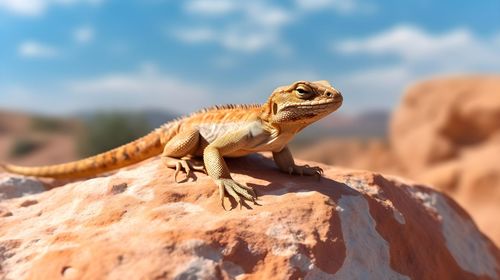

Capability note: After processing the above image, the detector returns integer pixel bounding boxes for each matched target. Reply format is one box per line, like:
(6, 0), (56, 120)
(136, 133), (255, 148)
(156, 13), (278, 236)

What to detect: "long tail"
(1, 129), (168, 179)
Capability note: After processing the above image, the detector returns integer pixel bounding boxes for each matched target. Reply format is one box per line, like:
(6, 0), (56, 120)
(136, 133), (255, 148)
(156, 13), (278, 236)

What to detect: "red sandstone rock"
(0, 156), (498, 279)
(418, 140), (500, 247)
(296, 138), (400, 175)
(390, 76), (500, 246)
(391, 76), (500, 174)
(0, 176), (45, 200)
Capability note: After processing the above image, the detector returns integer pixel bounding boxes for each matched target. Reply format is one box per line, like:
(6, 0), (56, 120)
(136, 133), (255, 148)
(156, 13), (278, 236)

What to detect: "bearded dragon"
(1, 80), (343, 208)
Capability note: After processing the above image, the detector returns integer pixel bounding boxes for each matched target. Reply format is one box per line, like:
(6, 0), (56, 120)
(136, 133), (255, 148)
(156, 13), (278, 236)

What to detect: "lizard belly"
(197, 121), (295, 157)
(225, 132), (295, 157)
(224, 150), (253, 157)
(198, 121), (284, 157)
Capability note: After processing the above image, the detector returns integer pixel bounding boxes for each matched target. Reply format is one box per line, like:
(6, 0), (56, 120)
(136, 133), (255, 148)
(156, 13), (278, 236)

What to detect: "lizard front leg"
(203, 129), (258, 209)
(273, 145), (323, 178)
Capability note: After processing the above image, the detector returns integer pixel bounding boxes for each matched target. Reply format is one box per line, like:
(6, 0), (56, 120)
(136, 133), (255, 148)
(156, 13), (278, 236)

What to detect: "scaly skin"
(1, 80), (343, 208)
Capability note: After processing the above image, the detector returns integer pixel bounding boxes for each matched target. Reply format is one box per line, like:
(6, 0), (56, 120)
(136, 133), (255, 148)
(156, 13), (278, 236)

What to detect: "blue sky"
(1, 0), (499, 115)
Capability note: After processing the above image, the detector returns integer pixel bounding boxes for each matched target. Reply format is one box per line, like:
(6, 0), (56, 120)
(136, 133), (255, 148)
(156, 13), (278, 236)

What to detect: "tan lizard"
(1, 80), (342, 207)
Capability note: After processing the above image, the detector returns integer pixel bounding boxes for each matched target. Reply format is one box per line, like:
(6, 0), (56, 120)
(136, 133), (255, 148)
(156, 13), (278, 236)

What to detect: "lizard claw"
(217, 181), (227, 211)
(216, 178), (258, 210)
(289, 164), (323, 180)
(174, 162), (182, 183)
(171, 158), (206, 183)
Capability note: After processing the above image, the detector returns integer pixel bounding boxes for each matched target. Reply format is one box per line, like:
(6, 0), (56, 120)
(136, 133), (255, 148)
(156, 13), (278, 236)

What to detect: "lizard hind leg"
(163, 156), (205, 183)
(161, 128), (205, 183)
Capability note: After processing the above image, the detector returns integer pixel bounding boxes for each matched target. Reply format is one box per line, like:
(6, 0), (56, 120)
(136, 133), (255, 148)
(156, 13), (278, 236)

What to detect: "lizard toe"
(290, 164), (324, 180)
(168, 158), (206, 183)
(174, 162), (182, 183)
(216, 179), (258, 209)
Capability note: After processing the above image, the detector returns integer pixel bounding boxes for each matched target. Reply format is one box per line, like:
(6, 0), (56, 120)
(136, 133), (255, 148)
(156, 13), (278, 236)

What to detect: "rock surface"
(417, 139), (500, 247)
(0, 176), (45, 201)
(0, 156), (498, 279)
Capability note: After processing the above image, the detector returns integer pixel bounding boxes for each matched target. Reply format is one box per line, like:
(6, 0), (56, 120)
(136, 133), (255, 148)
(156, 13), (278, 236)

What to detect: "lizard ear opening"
(272, 103), (278, 115)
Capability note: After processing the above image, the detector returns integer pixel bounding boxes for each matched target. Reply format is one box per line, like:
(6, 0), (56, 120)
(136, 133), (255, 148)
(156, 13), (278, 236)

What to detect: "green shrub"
(31, 116), (68, 133)
(78, 113), (152, 157)
(10, 138), (43, 157)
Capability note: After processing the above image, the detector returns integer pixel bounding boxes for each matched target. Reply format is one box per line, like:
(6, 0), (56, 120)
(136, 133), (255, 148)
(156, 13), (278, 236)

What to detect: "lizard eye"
(295, 87), (312, 98)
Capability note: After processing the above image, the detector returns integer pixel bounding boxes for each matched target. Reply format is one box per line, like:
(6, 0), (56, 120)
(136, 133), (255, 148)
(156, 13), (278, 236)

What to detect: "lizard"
(1, 80), (343, 208)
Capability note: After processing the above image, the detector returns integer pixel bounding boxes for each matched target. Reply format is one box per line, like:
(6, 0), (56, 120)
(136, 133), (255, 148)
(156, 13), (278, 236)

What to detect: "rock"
(391, 76), (500, 174)
(418, 141), (500, 247)
(390, 76), (500, 245)
(295, 138), (401, 175)
(0, 156), (498, 279)
(0, 176), (45, 200)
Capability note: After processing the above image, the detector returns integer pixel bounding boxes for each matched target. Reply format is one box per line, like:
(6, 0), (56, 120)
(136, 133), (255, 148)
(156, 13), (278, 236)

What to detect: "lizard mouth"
(281, 100), (341, 111)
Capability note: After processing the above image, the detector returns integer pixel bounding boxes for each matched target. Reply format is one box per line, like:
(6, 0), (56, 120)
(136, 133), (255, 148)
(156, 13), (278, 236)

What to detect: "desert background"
(1, 0), (499, 277)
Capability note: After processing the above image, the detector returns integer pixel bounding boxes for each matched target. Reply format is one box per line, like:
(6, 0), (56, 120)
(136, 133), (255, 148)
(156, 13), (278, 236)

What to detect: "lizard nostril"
(326, 92), (333, 97)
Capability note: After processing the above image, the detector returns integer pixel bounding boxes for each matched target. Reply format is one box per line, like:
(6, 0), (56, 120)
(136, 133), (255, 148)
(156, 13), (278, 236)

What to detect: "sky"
(0, 0), (499, 115)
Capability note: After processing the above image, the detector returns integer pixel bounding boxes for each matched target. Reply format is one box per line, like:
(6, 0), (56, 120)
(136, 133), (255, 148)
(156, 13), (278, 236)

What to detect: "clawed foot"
(288, 164), (323, 179)
(168, 157), (206, 183)
(215, 178), (258, 210)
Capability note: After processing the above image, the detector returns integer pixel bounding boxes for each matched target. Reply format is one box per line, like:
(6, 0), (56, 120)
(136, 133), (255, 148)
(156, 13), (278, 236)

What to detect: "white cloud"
(295, 0), (374, 14)
(176, 26), (288, 53)
(337, 25), (467, 58)
(174, 0), (372, 54)
(174, 1), (292, 54)
(74, 25), (94, 44)
(0, 0), (45, 16)
(245, 3), (291, 27)
(335, 25), (500, 71)
(0, 0), (102, 16)
(18, 41), (58, 58)
(185, 0), (235, 15)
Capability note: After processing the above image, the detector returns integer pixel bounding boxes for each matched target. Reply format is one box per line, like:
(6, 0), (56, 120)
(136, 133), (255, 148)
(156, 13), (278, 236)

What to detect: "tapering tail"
(0, 129), (168, 179)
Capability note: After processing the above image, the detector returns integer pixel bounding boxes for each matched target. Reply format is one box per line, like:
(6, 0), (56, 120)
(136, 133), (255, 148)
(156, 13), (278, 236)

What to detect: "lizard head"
(262, 80), (343, 127)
